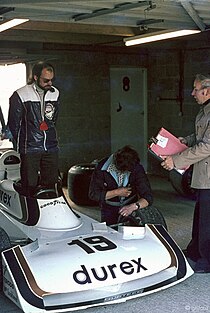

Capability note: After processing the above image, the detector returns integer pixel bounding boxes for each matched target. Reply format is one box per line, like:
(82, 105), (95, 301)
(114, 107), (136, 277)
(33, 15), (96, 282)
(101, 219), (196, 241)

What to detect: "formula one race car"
(0, 149), (193, 313)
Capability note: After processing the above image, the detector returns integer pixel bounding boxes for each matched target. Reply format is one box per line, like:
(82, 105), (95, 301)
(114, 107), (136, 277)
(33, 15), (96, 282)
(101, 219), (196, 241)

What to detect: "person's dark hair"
(113, 145), (140, 172)
(28, 61), (55, 84)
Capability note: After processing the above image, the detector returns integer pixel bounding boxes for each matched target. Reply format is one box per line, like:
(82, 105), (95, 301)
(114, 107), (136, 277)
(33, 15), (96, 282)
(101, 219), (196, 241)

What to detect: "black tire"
(0, 227), (11, 291)
(169, 166), (196, 199)
(68, 163), (97, 206)
(118, 206), (167, 230)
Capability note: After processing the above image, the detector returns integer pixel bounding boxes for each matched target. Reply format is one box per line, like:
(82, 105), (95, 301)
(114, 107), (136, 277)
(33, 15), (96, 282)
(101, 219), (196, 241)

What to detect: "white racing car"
(0, 148), (193, 313)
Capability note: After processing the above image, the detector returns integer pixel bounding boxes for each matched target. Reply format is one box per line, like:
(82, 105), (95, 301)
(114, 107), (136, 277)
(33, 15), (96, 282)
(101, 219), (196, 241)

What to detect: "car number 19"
(68, 236), (117, 254)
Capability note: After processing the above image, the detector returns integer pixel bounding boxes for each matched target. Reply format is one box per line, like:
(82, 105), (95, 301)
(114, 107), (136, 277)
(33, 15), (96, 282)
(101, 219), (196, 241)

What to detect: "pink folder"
(149, 127), (188, 174)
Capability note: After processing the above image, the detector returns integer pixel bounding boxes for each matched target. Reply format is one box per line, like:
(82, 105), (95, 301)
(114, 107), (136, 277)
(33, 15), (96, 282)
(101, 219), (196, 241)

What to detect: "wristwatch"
(135, 202), (140, 210)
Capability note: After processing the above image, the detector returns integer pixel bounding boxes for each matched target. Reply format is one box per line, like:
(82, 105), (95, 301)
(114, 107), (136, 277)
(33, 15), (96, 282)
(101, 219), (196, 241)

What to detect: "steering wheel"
(35, 188), (59, 199)
(117, 212), (144, 227)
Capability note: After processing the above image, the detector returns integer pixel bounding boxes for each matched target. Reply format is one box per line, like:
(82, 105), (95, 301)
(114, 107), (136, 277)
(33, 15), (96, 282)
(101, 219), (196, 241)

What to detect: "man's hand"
(105, 186), (132, 200)
(161, 156), (175, 171)
(119, 203), (136, 217)
(178, 137), (187, 145)
(117, 186), (132, 197)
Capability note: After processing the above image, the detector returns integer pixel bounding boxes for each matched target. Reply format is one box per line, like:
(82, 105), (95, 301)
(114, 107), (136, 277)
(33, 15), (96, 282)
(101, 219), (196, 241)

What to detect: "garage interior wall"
(3, 39), (209, 183)
(40, 49), (149, 182)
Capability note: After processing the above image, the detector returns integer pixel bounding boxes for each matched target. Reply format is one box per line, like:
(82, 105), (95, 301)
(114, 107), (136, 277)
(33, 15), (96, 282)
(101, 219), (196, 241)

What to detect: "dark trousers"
(187, 189), (210, 264)
(101, 206), (120, 226)
(20, 152), (59, 195)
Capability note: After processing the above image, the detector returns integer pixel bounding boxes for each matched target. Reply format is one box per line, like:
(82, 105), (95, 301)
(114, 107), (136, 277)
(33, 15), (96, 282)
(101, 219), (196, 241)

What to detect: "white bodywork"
(0, 149), (193, 313)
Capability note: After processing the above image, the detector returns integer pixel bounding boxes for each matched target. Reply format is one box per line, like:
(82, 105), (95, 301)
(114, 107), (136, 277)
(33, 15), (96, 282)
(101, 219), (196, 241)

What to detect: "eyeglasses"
(40, 76), (54, 83)
(193, 88), (203, 93)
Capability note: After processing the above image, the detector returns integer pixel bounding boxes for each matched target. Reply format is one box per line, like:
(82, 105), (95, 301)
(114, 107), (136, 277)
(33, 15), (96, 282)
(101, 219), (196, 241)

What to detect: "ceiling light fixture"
(0, 18), (29, 33)
(124, 29), (201, 46)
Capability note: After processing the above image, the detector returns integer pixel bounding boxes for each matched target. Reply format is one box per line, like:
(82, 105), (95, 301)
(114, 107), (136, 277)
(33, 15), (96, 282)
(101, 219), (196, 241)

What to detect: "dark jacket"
(89, 157), (153, 208)
(8, 83), (60, 154)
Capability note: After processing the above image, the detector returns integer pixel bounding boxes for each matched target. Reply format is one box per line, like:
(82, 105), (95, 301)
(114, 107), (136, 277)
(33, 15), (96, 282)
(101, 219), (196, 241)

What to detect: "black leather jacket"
(89, 157), (153, 208)
(8, 83), (60, 154)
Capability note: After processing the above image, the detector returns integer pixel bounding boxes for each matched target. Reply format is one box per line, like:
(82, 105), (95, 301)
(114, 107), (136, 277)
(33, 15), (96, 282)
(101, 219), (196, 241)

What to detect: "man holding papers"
(161, 73), (210, 273)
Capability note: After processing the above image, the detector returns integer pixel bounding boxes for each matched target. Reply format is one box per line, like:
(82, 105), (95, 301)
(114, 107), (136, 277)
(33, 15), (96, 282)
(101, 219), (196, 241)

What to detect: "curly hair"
(28, 61), (55, 84)
(113, 145), (140, 172)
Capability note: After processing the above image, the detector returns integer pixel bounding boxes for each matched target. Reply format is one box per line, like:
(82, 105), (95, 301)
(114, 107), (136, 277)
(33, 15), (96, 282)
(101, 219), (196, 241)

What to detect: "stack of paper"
(149, 127), (188, 174)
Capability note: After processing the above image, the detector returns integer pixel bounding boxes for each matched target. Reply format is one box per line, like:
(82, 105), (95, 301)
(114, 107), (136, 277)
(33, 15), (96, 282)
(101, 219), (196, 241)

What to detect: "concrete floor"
(1, 174), (210, 313)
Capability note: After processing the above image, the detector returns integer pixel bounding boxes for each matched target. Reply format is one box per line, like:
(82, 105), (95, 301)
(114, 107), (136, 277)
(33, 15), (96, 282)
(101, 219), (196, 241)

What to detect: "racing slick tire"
(0, 227), (11, 291)
(118, 206), (167, 230)
(169, 166), (196, 199)
(68, 163), (97, 206)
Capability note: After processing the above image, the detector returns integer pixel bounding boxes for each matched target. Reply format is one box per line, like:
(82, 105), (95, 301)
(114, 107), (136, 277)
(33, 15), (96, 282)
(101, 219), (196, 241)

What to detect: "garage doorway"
(0, 63), (26, 131)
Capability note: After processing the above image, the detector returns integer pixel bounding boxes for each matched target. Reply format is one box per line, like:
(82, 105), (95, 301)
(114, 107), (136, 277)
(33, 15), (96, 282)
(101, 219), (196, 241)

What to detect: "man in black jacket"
(8, 61), (60, 196)
(89, 146), (153, 225)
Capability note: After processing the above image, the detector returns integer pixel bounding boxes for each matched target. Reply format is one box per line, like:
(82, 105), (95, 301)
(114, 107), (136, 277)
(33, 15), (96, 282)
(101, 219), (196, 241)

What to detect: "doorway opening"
(0, 63), (26, 131)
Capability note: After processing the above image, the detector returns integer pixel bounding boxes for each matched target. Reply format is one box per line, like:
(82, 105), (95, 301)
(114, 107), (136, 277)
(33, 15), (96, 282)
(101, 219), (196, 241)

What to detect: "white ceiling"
(0, 1), (210, 62)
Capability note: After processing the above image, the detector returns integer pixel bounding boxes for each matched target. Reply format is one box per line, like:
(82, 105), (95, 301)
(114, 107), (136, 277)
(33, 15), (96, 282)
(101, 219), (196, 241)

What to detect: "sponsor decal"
(3, 266), (18, 303)
(45, 103), (55, 120)
(40, 199), (66, 209)
(68, 236), (148, 285)
(73, 257), (147, 285)
(0, 190), (11, 206)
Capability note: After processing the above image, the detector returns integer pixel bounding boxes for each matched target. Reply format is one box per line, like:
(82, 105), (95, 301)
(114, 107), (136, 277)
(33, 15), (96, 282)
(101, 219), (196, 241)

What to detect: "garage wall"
(147, 47), (210, 175)
(24, 43), (210, 182)
(50, 50), (148, 182)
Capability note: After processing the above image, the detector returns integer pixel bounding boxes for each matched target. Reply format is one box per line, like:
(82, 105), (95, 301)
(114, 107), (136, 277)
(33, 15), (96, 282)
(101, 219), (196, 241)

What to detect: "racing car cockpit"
(0, 149), (62, 199)
(0, 149), (82, 238)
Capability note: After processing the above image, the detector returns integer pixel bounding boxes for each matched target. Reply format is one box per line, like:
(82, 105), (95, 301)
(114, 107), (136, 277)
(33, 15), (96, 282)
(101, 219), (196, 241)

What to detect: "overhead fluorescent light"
(124, 29), (201, 46)
(0, 18), (29, 33)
